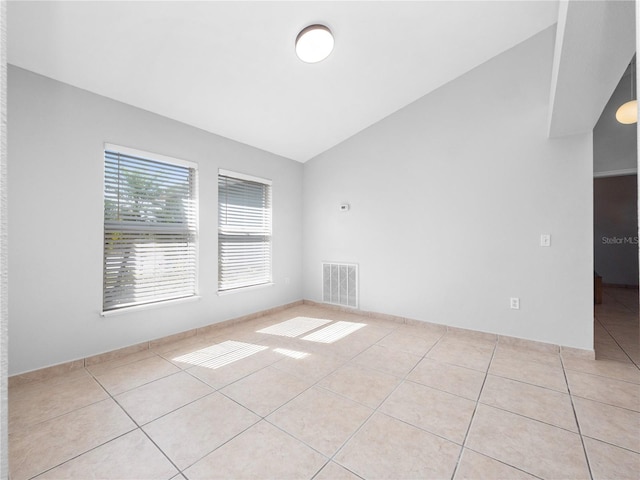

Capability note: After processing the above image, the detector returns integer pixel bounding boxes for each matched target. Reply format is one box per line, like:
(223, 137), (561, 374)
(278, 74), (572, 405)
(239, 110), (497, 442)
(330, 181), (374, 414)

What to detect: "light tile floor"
(8, 289), (640, 479)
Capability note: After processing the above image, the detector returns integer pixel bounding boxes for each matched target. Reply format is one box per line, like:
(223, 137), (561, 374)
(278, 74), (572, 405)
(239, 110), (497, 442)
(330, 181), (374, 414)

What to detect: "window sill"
(218, 283), (274, 296)
(101, 295), (201, 317)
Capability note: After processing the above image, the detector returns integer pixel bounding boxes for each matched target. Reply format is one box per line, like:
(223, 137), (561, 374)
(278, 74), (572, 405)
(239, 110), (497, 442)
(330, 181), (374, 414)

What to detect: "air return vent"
(322, 262), (358, 308)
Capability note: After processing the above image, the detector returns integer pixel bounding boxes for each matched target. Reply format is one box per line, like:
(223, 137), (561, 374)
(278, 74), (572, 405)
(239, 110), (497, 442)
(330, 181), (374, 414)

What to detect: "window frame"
(218, 168), (273, 294)
(102, 143), (199, 314)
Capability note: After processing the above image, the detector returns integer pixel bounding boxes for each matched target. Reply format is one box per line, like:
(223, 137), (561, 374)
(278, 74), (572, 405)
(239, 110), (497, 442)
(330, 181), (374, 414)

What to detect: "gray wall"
(594, 175), (639, 286)
(8, 66), (303, 375)
(303, 27), (594, 350)
(593, 66), (638, 176)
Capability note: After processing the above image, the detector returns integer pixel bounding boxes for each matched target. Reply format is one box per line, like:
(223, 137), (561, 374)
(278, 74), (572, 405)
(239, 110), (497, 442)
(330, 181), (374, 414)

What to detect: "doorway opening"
(592, 56), (639, 366)
(593, 175), (639, 365)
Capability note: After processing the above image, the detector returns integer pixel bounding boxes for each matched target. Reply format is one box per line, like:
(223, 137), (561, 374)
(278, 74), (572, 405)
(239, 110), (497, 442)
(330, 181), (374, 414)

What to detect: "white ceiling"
(8, 1), (561, 162)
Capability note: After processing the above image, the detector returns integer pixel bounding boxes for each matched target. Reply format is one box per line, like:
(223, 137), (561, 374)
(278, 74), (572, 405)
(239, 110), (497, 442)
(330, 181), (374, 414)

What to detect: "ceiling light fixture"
(616, 100), (638, 124)
(616, 58), (637, 124)
(295, 24), (334, 63)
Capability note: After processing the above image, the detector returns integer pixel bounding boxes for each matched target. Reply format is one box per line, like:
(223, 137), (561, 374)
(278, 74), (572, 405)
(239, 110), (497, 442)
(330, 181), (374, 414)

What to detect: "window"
(218, 170), (272, 292)
(103, 145), (197, 312)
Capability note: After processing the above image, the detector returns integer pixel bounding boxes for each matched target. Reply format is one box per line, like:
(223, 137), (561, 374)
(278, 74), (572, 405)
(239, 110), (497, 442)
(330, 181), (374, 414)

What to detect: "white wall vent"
(322, 262), (358, 308)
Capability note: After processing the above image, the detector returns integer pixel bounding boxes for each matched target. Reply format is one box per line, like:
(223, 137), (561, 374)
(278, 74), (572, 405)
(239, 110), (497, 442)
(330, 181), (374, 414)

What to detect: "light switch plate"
(540, 234), (551, 247)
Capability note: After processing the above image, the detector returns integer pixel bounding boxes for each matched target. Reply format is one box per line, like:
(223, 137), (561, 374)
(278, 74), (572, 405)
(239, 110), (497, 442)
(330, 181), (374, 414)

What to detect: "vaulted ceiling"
(7, 1), (636, 162)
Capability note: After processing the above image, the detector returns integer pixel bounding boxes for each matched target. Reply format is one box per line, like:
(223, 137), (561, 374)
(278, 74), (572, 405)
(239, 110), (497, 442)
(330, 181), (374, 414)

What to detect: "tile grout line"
(8, 390), (110, 435)
(560, 354), (594, 480)
(96, 369), (183, 397)
(176, 416), (264, 474)
(594, 291), (638, 359)
(449, 338), (498, 480)
(310, 462), (364, 480)
(362, 411), (469, 449)
(562, 363), (640, 385)
(472, 402), (584, 436)
(594, 316), (640, 370)
(86, 367), (184, 477)
(561, 391), (640, 414)
(25, 429), (137, 480)
(85, 349), (161, 377)
(461, 447), (546, 480)
(319, 328), (448, 475)
(580, 434), (640, 455)
(474, 370), (568, 394)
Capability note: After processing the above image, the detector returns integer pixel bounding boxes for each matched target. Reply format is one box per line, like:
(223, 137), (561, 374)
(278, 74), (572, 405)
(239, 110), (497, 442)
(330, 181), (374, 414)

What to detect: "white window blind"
(218, 170), (272, 292)
(103, 146), (197, 311)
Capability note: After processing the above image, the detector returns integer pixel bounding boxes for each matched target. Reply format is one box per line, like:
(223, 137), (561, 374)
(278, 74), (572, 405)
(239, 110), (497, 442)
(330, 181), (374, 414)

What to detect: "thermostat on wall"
(339, 203), (350, 212)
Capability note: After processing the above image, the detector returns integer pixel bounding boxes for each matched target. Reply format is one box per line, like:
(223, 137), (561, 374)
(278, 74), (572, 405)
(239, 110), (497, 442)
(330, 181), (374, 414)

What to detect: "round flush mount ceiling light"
(295, 24), (334, 63)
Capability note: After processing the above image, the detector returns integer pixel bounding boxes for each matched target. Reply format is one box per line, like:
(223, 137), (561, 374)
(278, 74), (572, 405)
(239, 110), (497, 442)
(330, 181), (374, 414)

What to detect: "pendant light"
(616, 58), (637, 125)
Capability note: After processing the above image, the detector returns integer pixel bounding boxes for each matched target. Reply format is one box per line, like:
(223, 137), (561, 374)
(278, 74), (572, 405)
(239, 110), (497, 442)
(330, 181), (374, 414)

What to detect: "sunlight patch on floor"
(257, 317), (331, 337)
(301, 321), (367, 343)
(173, 341), (268, 369)
(273, 348), (310, 359)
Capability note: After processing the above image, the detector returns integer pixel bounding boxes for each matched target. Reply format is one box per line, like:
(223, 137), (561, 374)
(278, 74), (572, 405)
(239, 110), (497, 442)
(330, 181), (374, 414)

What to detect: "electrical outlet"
(510, 297), (520, 310)
(284, 277), (290, 285)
